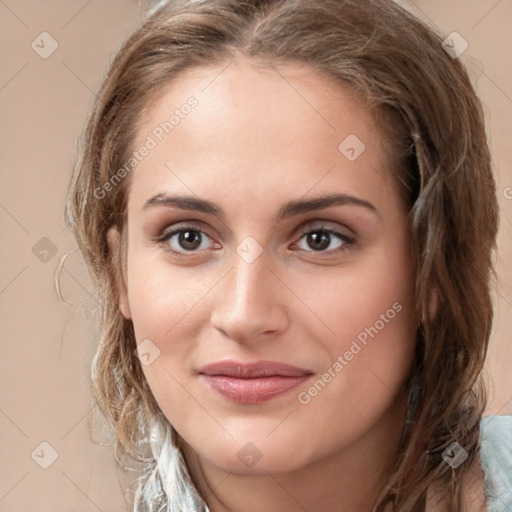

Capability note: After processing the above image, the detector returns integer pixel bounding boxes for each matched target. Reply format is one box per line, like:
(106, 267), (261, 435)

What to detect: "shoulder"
(480, 414), (512, 511)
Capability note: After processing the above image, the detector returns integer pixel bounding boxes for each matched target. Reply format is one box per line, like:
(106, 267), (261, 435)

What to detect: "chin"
(193, 434), (313, 476)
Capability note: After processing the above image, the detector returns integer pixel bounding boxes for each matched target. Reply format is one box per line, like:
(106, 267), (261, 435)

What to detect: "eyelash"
(155, 222), (356, 258)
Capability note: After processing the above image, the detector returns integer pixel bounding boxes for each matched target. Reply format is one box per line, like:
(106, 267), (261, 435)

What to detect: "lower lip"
(200, 375), (311, 404)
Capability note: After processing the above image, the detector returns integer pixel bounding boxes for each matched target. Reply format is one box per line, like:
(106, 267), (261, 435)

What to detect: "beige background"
(0, 1), (510, 510)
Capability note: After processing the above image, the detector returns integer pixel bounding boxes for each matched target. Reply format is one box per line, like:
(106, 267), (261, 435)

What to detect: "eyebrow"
(143, 192), (379, 220)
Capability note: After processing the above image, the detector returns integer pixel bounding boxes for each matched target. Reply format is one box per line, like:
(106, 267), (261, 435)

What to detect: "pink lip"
(198, 360), (313, 404)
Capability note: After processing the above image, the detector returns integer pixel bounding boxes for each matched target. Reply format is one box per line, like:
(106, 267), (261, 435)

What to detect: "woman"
(64, 0), (511, 510)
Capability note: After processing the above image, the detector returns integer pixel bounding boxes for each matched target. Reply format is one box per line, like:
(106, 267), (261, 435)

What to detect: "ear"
(107, 226), (132, 320)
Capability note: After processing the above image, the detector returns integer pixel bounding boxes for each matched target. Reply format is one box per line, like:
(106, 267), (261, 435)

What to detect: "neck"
(179, 395), (408, 512)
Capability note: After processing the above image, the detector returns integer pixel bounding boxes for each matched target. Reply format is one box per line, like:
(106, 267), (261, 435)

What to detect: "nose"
(210, 251), (289, 345)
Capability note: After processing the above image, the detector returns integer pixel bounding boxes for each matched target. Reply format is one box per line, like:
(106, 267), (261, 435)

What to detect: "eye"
(157, 225), (217, 254)
(293, 225), (355, 254)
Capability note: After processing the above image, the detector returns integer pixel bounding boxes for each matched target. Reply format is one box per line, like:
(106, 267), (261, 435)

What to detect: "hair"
(64, 0), (499, 510)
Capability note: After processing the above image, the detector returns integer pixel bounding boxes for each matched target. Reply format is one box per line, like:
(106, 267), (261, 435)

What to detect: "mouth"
(198, 360), (314, 405)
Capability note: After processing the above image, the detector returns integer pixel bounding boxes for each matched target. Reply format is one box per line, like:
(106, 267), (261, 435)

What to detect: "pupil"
(179, 230), (201, 250)
(307, 231), (330, 251)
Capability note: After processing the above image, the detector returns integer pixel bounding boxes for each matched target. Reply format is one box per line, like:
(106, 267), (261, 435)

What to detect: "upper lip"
(198, 360), (313, 378)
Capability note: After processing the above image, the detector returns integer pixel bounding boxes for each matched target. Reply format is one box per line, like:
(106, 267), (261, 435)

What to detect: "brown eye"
(296, 228), (353, 253)
(176, 230), (203, 251)
(158, 226), (216, 254)
(306, 231), (331, 251)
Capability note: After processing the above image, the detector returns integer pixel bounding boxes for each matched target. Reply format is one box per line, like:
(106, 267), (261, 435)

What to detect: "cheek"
(125, 250), (212, 342)
(292, 237), (415, 353)
(294, 239), (417, 413)
(124, 252), (225, 398)
(291, 293), (416, 465)
(124, 262), (207, 423)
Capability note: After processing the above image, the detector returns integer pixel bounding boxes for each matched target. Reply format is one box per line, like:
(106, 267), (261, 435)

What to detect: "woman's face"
(112, 59), (418, 475)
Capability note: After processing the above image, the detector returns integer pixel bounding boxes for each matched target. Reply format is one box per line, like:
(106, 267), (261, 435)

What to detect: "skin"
(108, 59), (483, 511)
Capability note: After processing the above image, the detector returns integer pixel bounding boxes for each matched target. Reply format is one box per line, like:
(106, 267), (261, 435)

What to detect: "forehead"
(128, 59), (399, 216)
(137, 58), (375, 148)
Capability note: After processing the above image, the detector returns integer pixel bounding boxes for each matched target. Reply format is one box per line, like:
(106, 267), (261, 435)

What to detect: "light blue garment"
(480, 415), (512, 511)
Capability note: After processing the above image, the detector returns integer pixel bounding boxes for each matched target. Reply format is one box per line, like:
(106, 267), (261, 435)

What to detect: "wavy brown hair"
(64, 0), (499, 510)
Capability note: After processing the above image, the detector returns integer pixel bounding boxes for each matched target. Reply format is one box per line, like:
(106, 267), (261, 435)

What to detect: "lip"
(198, 360), (314, 404)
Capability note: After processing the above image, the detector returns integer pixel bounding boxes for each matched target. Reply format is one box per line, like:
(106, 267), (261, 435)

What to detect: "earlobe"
(107, 226), (132, 320)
